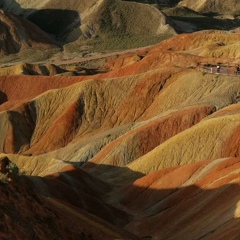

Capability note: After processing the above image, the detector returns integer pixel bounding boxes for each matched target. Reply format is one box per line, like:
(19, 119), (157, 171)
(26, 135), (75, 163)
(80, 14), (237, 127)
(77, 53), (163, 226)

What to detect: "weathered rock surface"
(179, 0), (240, 14)
(0, 174), (136, 240)
(0, 30), (240, 239)
(1, 0), (176, 45)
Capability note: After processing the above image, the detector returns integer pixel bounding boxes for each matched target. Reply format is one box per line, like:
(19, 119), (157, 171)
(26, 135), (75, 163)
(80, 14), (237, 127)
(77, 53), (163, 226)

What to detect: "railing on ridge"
(198, 63), (240, 76)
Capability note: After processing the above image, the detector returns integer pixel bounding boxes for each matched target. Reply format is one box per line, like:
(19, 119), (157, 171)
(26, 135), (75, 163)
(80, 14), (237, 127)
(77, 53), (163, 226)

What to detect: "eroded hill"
(0, 10), (58, 57)
(1, 0), (240, 62)
(0, 0), (176, 57)
(0, 29), (240, 239)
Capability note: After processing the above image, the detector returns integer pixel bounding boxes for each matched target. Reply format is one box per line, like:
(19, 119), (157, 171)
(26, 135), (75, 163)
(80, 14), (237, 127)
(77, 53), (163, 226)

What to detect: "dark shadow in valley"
(75, 67), (108, 76)
(122, 0), (181, 7)
(15, 161), (240, 240)
(0, 0), (82, 44)
(80, 162), (145, 187)
(0, 91), (7, 104)
(0, 157), (239, 239)
(6, 101), (37, 153)
(119, 182), (240, 239)
(171, 15), (240, 32)
(27, 164), (145, 228)
(202, 11), (220, 17)
(27, 9), (81, 43)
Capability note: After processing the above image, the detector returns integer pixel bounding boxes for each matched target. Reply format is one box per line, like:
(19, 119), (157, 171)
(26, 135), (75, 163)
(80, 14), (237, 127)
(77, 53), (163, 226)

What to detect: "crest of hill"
(179, 0), (240, 15)
(0, 31), (240, 158)
(152, 30), (240, 53)
(1, 0), (176, 49)
(0, 29), (240, 240)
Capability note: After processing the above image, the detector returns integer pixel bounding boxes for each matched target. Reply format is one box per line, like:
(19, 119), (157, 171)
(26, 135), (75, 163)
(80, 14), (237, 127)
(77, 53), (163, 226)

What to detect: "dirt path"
(53, 45), (153, 66)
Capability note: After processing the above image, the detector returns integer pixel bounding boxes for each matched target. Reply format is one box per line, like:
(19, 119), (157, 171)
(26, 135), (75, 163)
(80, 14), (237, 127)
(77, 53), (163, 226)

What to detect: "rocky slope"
(0, 172), (136, 240)
(2, 2), (240, 240)
(0, 0), (176, 49)
(0, 29), (240, 239)
(120, 157), (240, 239)
(1, 0), (240, 59)
(0, 10), (58, 55)
(179, 0), (240, 15)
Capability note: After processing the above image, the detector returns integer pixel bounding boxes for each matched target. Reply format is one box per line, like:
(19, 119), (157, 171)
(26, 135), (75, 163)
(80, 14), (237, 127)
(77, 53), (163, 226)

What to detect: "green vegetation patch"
(90, 33), (173, 52)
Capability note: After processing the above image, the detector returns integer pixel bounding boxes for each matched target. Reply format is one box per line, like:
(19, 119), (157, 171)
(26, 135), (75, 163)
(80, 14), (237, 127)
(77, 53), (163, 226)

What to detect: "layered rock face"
(0, 29), (240, 239)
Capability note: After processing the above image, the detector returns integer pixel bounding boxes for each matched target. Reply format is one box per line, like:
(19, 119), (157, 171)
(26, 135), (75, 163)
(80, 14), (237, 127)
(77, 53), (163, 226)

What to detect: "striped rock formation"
(0, 30), (240, 239)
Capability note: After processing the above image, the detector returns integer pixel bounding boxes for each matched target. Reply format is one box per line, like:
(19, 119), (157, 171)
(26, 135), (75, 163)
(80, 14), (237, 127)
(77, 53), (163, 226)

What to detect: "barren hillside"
(1, 1), (240, 239)
(0, 0), (176, 52)
(1, 0), (240, 60)
(179, 0), (240, 14)
(0, 10), (58, 55)
(0, 29), (240, 239)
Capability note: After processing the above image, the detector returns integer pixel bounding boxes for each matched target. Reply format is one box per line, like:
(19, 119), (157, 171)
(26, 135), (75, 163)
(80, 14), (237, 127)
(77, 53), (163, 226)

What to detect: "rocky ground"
(0, 1), (240, 240)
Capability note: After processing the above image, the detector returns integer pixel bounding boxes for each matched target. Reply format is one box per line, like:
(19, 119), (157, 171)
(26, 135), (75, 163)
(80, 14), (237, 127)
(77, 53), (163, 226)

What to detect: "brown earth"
(0, 10), (58, 55)
(0, 30), (240, 239)
(179, 0), (240, 14)
(1, 0), (176, 49)
(119, 157), (240, 239)
(0, 173), (137, 240)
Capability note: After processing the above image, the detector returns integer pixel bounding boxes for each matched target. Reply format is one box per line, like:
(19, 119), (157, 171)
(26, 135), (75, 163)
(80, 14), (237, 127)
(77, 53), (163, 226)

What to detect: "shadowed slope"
(117, 157), (240, 239)
(36, 165), (131, 227)
(1, 159), (239, 240)
(0, 177), (137, 240)
(0, 29), (240, 240)
(1, 0), (176, 50)
(0, 10), (57, 55)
